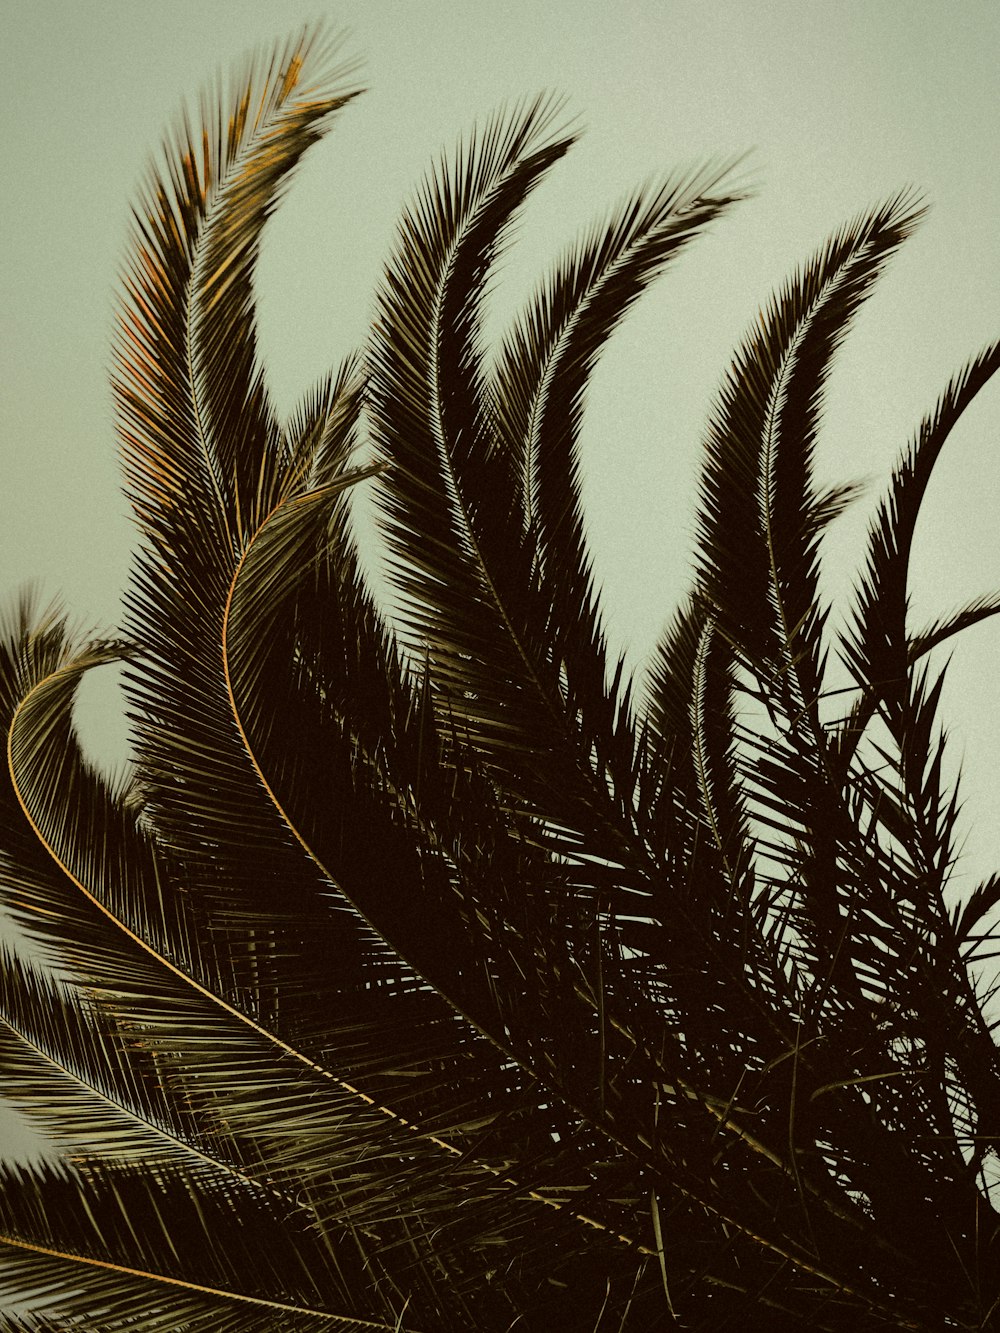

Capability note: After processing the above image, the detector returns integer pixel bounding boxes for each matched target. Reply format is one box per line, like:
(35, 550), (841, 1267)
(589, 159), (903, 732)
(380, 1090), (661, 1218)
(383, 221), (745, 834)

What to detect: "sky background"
(1, 0), (998, 1162)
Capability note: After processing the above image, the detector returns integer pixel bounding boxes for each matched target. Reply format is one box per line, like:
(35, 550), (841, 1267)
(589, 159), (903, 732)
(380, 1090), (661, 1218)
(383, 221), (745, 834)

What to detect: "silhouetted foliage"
(1, 26), (999, 1331)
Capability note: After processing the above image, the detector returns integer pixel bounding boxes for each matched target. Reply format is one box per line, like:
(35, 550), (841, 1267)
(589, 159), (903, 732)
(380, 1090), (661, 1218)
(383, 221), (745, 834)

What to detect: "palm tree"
(1, 24), (999, 1331)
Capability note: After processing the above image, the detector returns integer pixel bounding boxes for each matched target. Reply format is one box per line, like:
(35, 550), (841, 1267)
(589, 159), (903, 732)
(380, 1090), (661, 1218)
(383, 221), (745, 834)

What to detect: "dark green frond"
(908, 592), (1000, 662)
(0, 948), (266, 1190)
(840, 340), (1000, 738)
(0, 1162), (411, 1332)
(115, 24), (361, 552)
(696, 193), (925, 711)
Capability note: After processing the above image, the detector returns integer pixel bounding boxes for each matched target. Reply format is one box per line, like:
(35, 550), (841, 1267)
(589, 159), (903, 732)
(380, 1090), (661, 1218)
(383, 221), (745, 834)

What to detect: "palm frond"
(839, 340), (1000, 745)
(1, 605), (595, 1266)
(371, 136), (745, 869)
(0, 1162), (409, 1332)
(696, 193), (925, 709)
(0, 947), (277, 1192)
(908, 592), (1000, 662)
(115, 24), (361, 550)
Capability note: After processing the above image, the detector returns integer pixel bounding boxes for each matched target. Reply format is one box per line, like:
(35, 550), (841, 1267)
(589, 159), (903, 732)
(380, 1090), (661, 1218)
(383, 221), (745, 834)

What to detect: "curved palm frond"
(0, 1161), (403, 1333)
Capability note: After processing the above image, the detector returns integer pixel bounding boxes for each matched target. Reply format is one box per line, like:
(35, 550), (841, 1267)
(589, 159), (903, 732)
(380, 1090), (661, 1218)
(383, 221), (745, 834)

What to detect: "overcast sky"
(2, 0), (999, 1157)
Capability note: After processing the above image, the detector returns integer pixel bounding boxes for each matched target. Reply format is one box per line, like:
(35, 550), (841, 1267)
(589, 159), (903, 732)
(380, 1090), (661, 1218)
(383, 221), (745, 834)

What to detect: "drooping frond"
(0, 1162), (411, 1333)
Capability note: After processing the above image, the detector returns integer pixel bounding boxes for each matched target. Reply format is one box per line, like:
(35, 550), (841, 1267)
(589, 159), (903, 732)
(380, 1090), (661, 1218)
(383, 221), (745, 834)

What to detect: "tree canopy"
(1, 25), (999, 1331)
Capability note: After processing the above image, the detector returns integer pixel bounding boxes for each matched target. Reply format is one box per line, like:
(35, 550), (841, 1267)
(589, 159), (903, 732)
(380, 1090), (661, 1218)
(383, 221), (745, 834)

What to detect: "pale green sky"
(1, 0), (999, 1159)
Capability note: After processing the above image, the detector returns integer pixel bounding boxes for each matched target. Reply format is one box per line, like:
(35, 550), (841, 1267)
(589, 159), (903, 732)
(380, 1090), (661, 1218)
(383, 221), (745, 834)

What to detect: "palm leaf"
(0, 1162), (409, 1332)
(696, 194), (925, 706)
(838, 341), (1000, 753)
(2, 602), (630, 1314)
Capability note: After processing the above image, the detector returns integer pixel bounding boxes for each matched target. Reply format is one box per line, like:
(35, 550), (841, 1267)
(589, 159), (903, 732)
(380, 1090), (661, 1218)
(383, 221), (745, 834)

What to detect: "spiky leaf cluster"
(1, 24), (999, 1332)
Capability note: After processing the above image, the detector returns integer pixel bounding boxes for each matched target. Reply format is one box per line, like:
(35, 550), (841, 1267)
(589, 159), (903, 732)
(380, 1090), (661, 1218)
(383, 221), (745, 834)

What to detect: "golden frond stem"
(0, 1231), (413, 1329)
